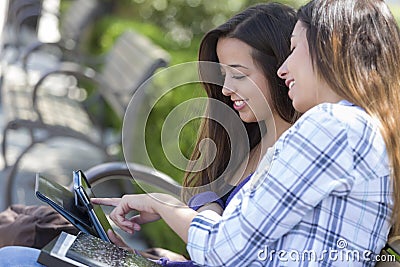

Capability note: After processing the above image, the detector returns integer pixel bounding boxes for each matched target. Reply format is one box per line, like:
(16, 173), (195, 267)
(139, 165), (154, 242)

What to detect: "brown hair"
(298, 0), (400, 235)
(182, 3), (299, 201)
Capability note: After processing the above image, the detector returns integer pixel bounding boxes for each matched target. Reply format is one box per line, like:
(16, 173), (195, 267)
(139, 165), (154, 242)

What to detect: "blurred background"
(0, 0), (399, 257)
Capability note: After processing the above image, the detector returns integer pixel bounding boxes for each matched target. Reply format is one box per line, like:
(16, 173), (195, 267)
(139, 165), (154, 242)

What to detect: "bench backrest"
(7, 0), (105, 49)
(59, 0), (105, 48)
(100, 30), (170, 119)
(7, 0), (43, 32)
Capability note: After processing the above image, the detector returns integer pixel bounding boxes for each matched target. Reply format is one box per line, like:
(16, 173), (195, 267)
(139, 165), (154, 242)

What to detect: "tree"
(111, 0), (307, 48)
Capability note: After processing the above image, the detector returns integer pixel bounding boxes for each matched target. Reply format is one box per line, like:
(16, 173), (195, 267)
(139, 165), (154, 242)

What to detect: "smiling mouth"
(289, 80), (295, 90)
(234, 100), (245, 107)
(233, 100), (247, 110)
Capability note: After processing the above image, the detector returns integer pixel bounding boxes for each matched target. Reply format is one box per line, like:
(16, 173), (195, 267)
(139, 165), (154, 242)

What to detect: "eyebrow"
(228, 64), (248, 69)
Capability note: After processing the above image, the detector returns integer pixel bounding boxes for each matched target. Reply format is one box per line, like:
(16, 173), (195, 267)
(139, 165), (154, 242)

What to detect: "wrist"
(149, 193), (185, 213)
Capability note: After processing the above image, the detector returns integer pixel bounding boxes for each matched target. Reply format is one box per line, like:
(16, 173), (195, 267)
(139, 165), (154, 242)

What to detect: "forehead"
(292, 21), (307, 39)
(216, 37), (254, 65)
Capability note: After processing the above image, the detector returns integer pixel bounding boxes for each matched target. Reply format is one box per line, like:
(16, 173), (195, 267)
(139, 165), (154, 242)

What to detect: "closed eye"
(232, 75), (246, 80)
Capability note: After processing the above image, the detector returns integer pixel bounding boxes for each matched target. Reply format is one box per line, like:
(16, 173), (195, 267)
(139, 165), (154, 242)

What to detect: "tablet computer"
(73, 170), (114, 242)
(35, 172), (113, 242)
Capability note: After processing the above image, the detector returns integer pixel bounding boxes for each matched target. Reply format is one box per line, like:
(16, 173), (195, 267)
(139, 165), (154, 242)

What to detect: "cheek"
(251, 77), (271, 100)
(258, 83), (273, 110)
(252, 85), (274, 117)
(287, 48), (308, 77)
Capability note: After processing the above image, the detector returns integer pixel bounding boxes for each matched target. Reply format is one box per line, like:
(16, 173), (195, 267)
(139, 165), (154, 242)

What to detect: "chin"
(239, 115), (257, 123)
(292, 101), (305, 114)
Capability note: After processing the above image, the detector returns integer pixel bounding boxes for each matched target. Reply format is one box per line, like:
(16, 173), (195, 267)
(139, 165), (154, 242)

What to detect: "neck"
(229, 116), (292, 186)
(260, 115), (292, 154)
(317, 79), (344, 104)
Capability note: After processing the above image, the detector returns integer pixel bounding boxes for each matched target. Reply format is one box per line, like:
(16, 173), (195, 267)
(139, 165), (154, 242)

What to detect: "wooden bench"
(1, 29), (170, 206)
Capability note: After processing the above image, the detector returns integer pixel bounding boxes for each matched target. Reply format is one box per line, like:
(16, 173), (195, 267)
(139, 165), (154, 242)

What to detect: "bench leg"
(2, 124), (11, 167)
(2, 123), (34, 168)
(4, 140), (37, 206)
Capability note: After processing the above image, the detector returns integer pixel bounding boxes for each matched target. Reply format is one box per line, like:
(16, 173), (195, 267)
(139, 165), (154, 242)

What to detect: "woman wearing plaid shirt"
(94, 0), (400, 266)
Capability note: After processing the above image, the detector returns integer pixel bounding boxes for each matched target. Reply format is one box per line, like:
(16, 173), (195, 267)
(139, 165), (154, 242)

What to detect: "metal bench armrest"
(83, 162), (181, 197)
(21, 41), (64, 71)
(31, 61), (102, 112)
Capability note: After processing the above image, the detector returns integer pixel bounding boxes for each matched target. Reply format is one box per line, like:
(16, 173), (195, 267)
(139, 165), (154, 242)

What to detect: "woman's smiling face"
(216, 37), (274, 123)
(277, 21), (341, 113)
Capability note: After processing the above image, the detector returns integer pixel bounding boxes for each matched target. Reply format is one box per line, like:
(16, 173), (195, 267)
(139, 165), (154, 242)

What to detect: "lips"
(289, 80), (295, 90)
(285, 79), (295, 90)
(233, 99), (246, 110)
(234, 100), (245, 106)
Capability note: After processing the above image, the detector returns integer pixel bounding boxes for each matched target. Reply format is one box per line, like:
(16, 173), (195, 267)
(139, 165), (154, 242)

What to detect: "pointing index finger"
(91, 197), (121, 207)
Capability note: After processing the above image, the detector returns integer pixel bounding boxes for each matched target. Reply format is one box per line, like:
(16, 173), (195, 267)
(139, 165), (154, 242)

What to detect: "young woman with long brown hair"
(182, 2), (299, 213)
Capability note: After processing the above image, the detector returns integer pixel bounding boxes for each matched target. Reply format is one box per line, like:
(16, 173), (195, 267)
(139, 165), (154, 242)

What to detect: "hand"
(107, 228), (187, 261)
(107, 229), (135, 253)
(93, 193), (198, 243)
(92, 194), (161, 234)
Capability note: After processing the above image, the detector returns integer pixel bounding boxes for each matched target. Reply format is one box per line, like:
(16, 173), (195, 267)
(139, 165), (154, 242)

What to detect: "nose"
(221, 77), (236, 96)
(277, 59), (288, 79)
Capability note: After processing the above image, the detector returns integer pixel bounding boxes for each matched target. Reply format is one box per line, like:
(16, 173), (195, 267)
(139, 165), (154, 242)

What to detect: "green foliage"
(142, 220), (189, 257)
(138, 84), (203, 255)
(87, 16), (199, 63)
(88, 16), (203, 175)
(104, 0), (306, 48)
(390, 5), (400, 24)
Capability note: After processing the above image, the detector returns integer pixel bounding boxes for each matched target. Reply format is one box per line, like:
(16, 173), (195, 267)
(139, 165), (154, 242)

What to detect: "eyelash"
(232, 75), (245, 80)
(220, 73), (246, 80)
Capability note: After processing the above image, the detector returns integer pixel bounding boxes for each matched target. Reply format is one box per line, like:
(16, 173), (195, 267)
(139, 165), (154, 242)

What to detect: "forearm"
(197, 203), (223, 214)
(151, 193), (198, 243)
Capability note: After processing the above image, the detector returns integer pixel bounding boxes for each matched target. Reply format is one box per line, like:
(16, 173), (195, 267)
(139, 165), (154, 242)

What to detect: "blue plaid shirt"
(187, 101), (393, 266)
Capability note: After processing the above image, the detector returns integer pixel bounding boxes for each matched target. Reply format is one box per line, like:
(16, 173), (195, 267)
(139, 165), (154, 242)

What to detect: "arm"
(92, 193), (198, 243)
(197, 203), (223, 214)
(186, 106), (359, 266)
(93, 107), (354, 265)
(95, 105), (373, 266)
